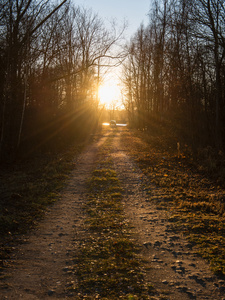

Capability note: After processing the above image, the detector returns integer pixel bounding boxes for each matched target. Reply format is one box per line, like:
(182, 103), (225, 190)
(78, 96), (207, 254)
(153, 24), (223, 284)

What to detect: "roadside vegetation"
(0, 142), (84, 264)
(70, 133), (153, 299)
(122, 126), (225, 277)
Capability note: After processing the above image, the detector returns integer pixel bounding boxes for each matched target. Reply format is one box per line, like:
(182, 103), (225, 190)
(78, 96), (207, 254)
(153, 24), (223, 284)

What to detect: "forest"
(122, 0), (225, 153)
(0, 0), (125, 162)
(1, 0), (225, 163)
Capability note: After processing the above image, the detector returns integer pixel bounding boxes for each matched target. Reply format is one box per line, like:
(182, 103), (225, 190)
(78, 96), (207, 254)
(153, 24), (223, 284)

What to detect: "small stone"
(58, 233), (66, 237)
(186, 243), (193, 249)
(63, 267), (69, 272)
(170, 235), (179, 241)
(176, 286), (187, 292)
(168, 242), (174, 247)
(171, 265), (176, 270)
(154, 241), (162, 247)
(172, 251), (178, 257)
(65, 281), (75, 288)
(48, 290), (54, 296)
(203, 276), (214, 281)
(188, 273), (199, 280)
(189, 263), (196, 267)
(143, 242), (152, 248)
(162, 280), (168, 284)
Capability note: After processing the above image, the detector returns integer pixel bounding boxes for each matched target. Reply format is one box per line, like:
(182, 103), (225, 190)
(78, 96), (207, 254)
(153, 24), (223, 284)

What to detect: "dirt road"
(1, 128), (224, 299)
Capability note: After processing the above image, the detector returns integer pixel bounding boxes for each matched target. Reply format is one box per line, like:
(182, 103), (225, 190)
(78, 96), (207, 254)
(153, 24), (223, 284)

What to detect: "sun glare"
(98, 81), (122, 109)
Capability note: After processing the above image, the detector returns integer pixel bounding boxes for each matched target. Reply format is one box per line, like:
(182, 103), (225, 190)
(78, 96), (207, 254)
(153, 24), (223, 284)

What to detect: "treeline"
(0, 0), (123, 162)
(122, 0), (225, 151)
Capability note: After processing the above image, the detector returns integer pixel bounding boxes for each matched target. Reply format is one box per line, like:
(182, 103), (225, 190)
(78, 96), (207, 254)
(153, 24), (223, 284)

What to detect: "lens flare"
(98, 81), (122, 108)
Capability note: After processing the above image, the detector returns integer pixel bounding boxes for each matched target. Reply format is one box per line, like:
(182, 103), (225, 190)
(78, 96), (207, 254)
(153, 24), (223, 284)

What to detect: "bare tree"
(0, 0), (68, 160)
(122, 0), (225, 150)
(0, 1), (127, 161)
(191, 0), (225, 148)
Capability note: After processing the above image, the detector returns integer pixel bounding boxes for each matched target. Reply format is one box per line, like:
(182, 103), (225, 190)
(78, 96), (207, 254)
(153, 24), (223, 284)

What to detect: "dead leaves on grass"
(122, 130), (225, 276)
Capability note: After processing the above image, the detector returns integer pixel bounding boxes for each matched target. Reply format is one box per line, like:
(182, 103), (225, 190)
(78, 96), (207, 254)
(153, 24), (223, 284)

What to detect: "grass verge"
(121, 129), (225, 277)
(0, 142), (85, 264)
(69, 134), (153, 299)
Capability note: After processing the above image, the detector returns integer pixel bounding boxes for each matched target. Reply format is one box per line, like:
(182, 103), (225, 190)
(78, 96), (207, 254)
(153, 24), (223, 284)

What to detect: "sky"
(71, 0), (151, 108)
(73, 0), (151, 39)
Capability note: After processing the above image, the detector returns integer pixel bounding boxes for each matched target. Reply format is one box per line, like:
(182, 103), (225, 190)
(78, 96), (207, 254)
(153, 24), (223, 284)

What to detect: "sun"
(98, 81), (121, 108)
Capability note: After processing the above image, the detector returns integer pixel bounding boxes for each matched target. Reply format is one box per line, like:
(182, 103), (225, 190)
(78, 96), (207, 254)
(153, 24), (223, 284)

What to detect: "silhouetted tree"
(122, 0), (225, 150)
(0, 1), (126, 161)
(0, 0), (67, 160)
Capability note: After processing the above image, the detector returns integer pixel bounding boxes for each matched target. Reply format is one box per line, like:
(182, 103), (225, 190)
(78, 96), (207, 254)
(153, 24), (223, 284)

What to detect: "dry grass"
(0, 142), (84, 265)
(122, 128), (225, 277)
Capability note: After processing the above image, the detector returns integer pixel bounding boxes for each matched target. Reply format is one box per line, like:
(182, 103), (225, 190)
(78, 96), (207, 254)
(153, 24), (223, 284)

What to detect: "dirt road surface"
(1, 128), (224, 299)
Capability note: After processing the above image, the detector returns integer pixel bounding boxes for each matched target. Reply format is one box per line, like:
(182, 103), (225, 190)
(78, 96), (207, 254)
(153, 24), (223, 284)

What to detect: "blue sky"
(73, 0), (151, 39)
